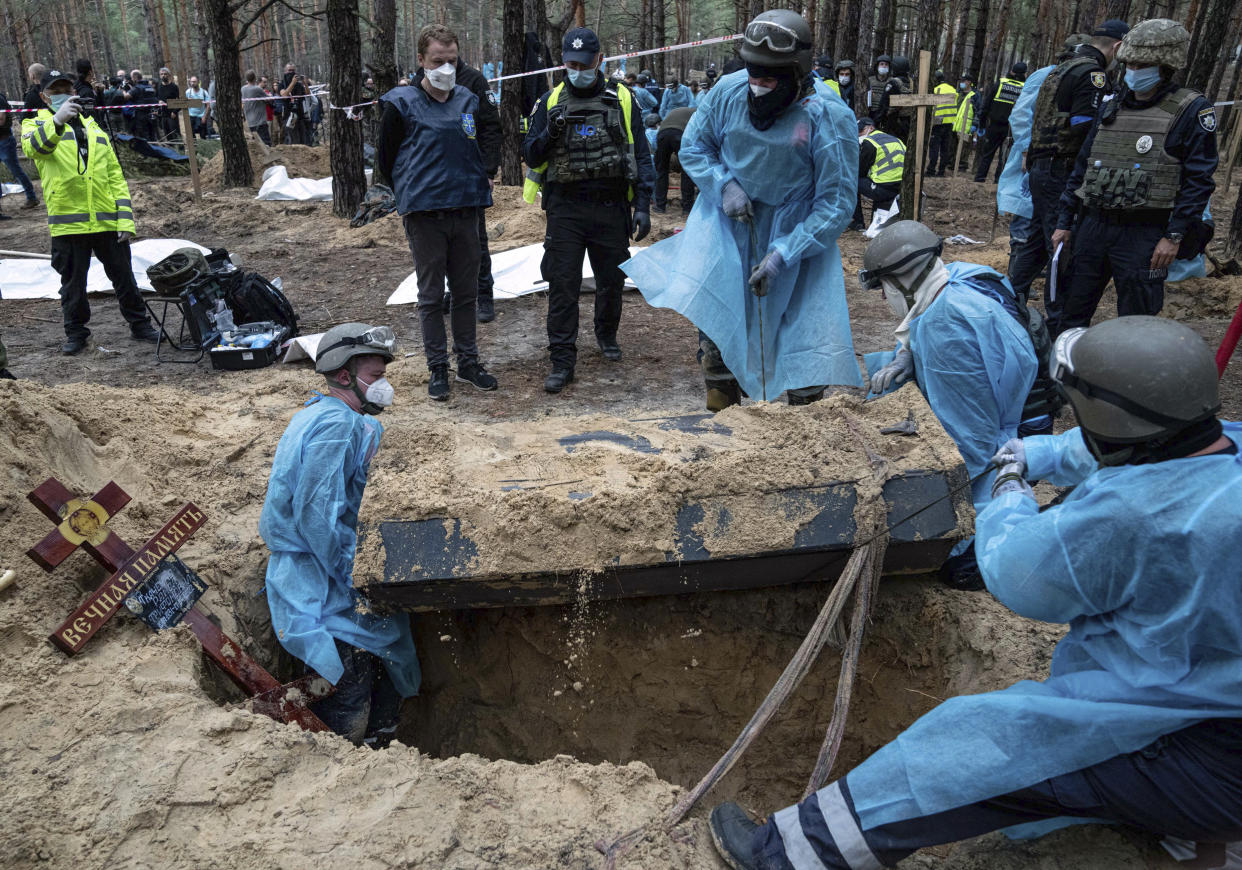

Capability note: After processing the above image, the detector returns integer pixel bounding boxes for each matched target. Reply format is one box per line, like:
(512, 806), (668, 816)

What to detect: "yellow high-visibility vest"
(863, 131), (905, 184)
(933, 82), (958, 123)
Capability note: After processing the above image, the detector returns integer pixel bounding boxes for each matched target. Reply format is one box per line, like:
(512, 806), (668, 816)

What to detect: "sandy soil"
(1, 148), (1238, 870)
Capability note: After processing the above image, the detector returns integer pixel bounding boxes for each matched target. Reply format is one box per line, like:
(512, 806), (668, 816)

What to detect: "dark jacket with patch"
(411, 60), (501, 177)
(1057, 80), (1218, 237)
(376, 84), (492, 215)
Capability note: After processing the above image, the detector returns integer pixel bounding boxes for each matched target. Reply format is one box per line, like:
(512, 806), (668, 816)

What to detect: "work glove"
(721, 180), (753, 222)
(990, 438), (1026, 475)
(631, 209), (651, 242)
(548, 104), (568, 137)
(991, 461), (1035, 500)
(748, 250), (783, 297)
(117, 230), (134, 243)
(869, 348), (914, 394)
(53, 96), (82, 126)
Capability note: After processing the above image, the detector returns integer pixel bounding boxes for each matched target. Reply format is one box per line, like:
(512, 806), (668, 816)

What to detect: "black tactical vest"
(545, 87), (637, 185)
(1077, 87), (1199, 211)
(1029, 56), (1097, 159)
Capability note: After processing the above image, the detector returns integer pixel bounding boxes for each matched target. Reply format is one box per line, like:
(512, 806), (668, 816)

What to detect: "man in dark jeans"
(0, 90), (39, 213)
(377, 23), (499, 401)
(652, 105), (697, 215)
(155, 68), (180, 141)
(279, 64), (309, 145)
(411, 54), (503, 323)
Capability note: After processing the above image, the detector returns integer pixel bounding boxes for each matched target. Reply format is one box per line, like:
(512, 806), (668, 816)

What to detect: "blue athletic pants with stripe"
(752, 718), (1242, 869)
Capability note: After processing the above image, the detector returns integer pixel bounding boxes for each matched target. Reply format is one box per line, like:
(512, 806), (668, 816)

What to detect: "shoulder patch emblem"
(1135, 134), (1152, 154)
(1198, 107), (1216, 133)
(486, 90), (498, 107)
(1090, 71), (1106, 88)
(461, 112), (476, 138)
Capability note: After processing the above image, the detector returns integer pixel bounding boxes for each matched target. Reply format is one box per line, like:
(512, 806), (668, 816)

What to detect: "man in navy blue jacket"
(377, 23), (499, 402)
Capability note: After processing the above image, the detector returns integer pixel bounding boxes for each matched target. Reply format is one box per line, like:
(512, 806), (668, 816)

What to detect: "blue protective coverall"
(752, 422), (1242, 869)
(260, 395), (420, 698)
(996, 65), (1052, 219)
(864, 262), (1036, 508)
(622, 71), (863, 398)
(659, 83), (693, 118)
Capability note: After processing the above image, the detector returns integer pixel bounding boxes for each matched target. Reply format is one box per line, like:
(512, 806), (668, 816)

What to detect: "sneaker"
(544, 368), (573, 393)
(61, 336), (87, 355)
(456, 360), (498, 391)
(131, 324), (160, 342)
(476, 295), (495, 323)
(428, 364), (450, 401)
(709, 803), (761, 870)
(597, 336), (622, 361)
(651, 204), (667, 214)
(21, 199), (39, 210)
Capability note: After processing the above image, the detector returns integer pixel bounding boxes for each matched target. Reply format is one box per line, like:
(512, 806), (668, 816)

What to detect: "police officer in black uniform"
(1052, 19), (1217, 337)
(974, 61), (1027, 182)
(1024, 20), (1127, 325)
(877, 55), (913, 143)
(523, 27), (655, 393)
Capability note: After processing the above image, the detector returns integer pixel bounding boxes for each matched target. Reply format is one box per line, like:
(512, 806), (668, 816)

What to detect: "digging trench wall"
(392, 577), (1049, 811)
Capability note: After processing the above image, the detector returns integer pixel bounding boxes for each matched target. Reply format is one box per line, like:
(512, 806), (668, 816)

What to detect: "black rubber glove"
(632, 209), (651, 241)
(548, 104), (568, 137)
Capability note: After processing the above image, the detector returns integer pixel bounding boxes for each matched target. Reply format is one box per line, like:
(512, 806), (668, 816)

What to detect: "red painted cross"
(26, 477), (334, 733)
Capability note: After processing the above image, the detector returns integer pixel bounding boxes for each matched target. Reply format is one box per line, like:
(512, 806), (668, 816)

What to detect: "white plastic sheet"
(0, 238), (210, 300)
(255, 166), (372, 202)
(385, 242), (639, 305)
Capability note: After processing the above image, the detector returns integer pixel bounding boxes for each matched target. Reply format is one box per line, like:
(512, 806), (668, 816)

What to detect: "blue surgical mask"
(567, 67), (597, 89)
(1124, 66), (1161, 93)
(47, 93), (70, 111)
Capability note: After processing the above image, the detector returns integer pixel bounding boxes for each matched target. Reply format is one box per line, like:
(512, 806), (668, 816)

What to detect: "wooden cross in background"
(26, 477), (334, 733)
(889, 50), (956, 223)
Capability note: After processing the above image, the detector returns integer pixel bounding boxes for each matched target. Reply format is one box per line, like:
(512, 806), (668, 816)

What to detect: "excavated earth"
(1, 146), (1240, 869)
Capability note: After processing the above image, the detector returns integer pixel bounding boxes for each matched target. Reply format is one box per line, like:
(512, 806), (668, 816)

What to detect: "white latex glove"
(117, 231), (134, 243)
(53, 96), (81, 126)
(991, 438), (1026, 474)
(870, 348), (914, 394)
(721, 180), (753, 222)
(991, 461), (1035, 500)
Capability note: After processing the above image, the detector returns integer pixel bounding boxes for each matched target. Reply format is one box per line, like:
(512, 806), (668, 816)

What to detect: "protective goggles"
(857, 242), (943, 290)
(743, 20), (812, 53)
(320, 325), (396, 357)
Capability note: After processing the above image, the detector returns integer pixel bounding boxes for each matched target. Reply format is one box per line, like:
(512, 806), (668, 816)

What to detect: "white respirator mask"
(749, 83), (775, 97)
(355, 375), (395, 414)
(426, 62), (456, 91)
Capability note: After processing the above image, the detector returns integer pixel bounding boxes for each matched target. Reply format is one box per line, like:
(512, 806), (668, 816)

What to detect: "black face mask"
(746, 73), (799, 130)
(1081, 416), (1224, 467)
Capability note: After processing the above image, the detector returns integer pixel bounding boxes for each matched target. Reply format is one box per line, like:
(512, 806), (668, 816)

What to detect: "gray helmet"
(643, 111), (660, 127)
(1064, 32), (1092, 52)
(876, 54), (893, 69)
(1117, 18), (1190, 69)
(739, 9), (814, 78)
(835, 59), (855, 72)
(859, 220), (943, 289)
(315, 322), (395, 374)
(1051, 316), (1220, 464)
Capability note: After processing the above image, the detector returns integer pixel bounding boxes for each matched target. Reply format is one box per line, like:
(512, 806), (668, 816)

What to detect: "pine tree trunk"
(874, 0), (893, 54)
(980, 0), (1012, 84)
(369, 0), (398, 94)
(118, 0), (133, 64)
(94, 0), (117, 75)
(857, 0), (876, 74)
(969, 0), (988, 77)
(1229, 182), (1242, 258)
(836, 0), (861, 74)
(141, 0), (164, 69)
(193, 0), (211, 85)
(205, 0), (252, 188)
(500, 0), (523, 185)
(1206, 8), (1241, 103)
(328, 0), (366, 217)
(1185, 0), (1232, 94)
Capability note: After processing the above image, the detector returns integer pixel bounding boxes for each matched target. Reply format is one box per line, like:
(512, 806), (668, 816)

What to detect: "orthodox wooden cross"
(888, 50), (956, 222)
(26, 477), (333, 732)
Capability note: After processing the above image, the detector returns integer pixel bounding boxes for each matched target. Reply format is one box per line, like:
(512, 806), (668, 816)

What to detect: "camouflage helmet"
(1117, 18), (1190, 69)
(1064, 32), (1092, 52)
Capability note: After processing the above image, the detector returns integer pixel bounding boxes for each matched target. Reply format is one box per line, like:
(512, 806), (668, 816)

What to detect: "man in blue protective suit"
(659, 77), (693, 118)
(260, 323), (420, 747)
(621, 9), (862, 409)
(710, 314), (1242, 869)
(859, 221), (1058, 590)
(999, 31), (1095, 304)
